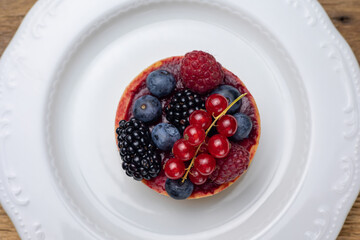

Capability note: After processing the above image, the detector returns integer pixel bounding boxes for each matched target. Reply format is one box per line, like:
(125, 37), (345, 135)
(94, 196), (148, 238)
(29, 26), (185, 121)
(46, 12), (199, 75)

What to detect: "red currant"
(173, 139), (196, 161)
(189, 110), (212, 130)
(205, 94), (228, 117)
(189, 168), (207, 185)
(194, 153), (216, 176)
(183, 125), (206, 146)
(217, 115), (238, 137)
(164, 158), (185, 180)
(208, 134), (230, 158)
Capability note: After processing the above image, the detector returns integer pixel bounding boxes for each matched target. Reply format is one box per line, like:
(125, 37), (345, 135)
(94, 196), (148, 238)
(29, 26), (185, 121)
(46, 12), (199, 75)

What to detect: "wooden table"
(0, 0), (359, 239)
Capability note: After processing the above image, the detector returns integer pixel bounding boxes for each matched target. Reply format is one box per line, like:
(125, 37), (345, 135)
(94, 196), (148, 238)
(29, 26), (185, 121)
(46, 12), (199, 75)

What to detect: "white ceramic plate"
(1, 0), (359, 239)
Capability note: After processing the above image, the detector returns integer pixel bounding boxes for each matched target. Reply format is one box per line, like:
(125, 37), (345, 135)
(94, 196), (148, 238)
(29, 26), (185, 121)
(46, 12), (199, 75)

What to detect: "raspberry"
(209, 143), (250, 185)
(180, 50), (224, 94)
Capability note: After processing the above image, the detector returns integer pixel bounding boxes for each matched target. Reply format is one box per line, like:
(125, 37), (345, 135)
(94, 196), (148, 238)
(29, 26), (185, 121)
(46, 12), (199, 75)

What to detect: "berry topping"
(165, 89), (205, 133)
(172, 139), (196, 161)
(133, 95), (162, 123)
(194, 153), (216, 176)
(189, 168), (207, 185)
(217, 115), (238, 137)
(179, 93), (247, 185)
(208, 134), (230, 158)
(164, 158), (185, 180)
(115, 52), (260, 200)
(205, 94), (228, 117)
(165, 178), (194, 200)
(151, 123), (181, 151)
(116, 118), (161, 181)
(180, 50), (224, 94)
(231, 113), (253, 141)
(183, 125), (206, 147)
(189, 110), (212, 130)
(211, 85), (242, 114)
(209, 144), (250, 185)
(146, 69), (176, 98)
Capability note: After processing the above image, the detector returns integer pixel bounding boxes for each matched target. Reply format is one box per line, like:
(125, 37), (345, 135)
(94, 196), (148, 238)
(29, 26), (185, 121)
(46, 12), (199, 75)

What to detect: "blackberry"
(165, 89), (205, 133)
(116, 118), (161, 181)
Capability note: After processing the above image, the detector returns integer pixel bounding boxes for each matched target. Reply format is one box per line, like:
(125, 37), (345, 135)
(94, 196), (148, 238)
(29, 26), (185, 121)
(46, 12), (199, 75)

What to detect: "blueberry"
(231, 113), (252, 141)
(211, 85), (242, 114)
(146, 70), (176, 98)
(133, 95), (162, 123)
(151, 123), (181, 151)
(165, 178), (194, 200)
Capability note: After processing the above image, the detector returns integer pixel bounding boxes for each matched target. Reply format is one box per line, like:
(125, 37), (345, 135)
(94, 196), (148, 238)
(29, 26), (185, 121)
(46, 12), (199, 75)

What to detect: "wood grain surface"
(0, 0), (359, 239)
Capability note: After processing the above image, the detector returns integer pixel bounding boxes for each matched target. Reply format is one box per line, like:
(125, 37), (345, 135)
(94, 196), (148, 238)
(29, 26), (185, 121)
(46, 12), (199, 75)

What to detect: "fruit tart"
(115, 50), (260, 200)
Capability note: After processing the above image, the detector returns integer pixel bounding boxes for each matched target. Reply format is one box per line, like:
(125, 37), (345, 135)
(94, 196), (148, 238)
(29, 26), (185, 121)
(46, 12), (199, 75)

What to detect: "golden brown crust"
(115, 57), (261, 199)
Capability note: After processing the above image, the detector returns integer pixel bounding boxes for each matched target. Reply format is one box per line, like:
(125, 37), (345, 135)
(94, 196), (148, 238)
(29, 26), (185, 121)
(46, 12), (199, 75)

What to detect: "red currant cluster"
(164, 93), (243, 186)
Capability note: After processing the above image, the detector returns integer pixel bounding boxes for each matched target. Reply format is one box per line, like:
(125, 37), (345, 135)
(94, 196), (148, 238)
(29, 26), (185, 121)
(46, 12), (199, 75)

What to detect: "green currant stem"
(181, 143), (203, 182)
(181, 93), (248, 183)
